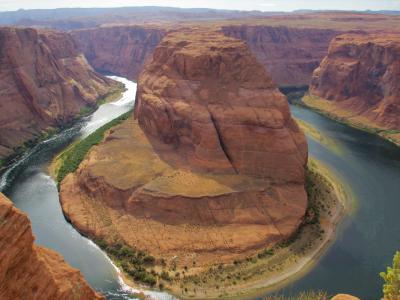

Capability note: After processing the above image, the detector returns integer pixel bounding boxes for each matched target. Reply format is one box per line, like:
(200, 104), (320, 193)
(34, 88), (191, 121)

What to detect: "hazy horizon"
(0, 0), (399, 13)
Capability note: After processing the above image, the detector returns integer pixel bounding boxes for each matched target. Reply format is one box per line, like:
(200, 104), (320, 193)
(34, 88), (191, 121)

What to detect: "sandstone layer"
(60, 30), (308, 268)
(0, 193), (104, 300)
(71, 26), (166, 81)
(222, 25), (340, 86)
(307, 32), (400, 145)
(0, 27), (118, 159)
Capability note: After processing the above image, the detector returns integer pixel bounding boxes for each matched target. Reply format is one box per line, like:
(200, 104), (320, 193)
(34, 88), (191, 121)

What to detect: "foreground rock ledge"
(0, 193), (103, 300)
(60, 30), (308, 268)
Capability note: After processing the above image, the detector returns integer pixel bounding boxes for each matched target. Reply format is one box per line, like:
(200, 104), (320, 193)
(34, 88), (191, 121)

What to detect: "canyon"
(0, 27), (119, 161)
(306, 32), (400, 146)
(0, 193), (103, 299)
(71, 25), (337, 86)
(59, 28), (308, 283)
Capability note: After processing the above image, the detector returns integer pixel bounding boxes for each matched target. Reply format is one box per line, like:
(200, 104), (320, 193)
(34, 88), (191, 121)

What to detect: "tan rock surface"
(0, 193), (104, 300)
(331, 294), (360, 300)
(0, 27), (117, 159)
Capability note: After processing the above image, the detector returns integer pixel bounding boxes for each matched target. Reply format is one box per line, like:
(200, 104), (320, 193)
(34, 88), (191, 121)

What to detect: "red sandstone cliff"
(309, 33), (400, 130)
(0, 27), (117, 159)
(221, 25), (340, 86)
(135, 29), (308, 182)
(71, 26), (166, 81)
(0, 193), (104, 299)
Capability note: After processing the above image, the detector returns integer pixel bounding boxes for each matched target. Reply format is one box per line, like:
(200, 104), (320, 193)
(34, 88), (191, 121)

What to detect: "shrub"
(56, 110), (132, 185)
(380, 251), (400, 300)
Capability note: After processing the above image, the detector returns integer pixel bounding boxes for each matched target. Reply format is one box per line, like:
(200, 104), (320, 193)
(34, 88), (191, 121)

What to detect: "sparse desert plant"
(380, 251), (400, 300)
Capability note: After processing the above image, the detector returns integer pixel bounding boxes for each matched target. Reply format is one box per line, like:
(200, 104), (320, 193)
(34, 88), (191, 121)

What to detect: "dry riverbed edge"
(49, 115), (352, 299)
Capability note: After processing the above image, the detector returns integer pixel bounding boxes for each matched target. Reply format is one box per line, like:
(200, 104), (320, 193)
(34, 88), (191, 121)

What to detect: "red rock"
(135, 29), (308, 182)
(0, 27), (117, 159)
(0, 193), (104, 300)
(310, 33), (400, 129)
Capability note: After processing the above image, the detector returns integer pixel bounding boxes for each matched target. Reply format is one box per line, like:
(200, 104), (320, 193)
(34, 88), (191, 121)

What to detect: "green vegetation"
(0, 159), (4, 169)
(380, 251), (400, 300)
(94, 238), (170, 288)
(265, 290), (328, 300)
(56, 110), (132, 185)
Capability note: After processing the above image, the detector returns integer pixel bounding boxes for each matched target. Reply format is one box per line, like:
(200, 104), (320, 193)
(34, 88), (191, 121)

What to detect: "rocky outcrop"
(0, 193), (104, 299)
(71, 26), (166, 81)
(0, 27), (118, 159)
(135, 29), (308, 182)
(222, 25), (340, 86)
(60, 29), (308, 268)
(307, 33), (400, 145)
(331, 294), (360, 300)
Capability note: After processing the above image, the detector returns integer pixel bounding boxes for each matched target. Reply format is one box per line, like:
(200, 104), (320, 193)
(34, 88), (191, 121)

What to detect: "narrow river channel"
(1, 78), (399, 299)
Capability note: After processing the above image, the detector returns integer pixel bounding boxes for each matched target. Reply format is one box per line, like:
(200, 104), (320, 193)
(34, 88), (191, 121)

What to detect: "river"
(1, 78), (399, 300)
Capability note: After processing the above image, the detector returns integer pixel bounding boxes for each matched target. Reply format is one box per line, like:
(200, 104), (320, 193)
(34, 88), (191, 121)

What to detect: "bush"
(56, 110), (132, 185)
(380, 251), (400, 300)
(265, 290), (328, 300)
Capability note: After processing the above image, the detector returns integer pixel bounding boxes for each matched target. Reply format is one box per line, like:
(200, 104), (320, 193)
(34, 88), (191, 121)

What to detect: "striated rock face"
(0, 193), (103, 300)
(222, 25), (340, 86)
(310, 33), (400, 130)
(60, 30), (308, 267)
(71, 26), (166, 81)
(135, 29), (308, 182)
(0, 27), (117, 159)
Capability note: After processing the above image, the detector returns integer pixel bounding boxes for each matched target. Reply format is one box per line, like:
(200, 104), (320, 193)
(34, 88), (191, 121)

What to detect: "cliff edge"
(0, 193), (104, 300)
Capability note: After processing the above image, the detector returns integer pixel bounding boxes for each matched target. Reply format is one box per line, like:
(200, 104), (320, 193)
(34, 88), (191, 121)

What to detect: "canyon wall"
(0, 27), (118, 160)
(71, 26), (166, 80)
(308, 33), (400, 143)
(221, 25), (340, 86)
(0, 193), (103, 299)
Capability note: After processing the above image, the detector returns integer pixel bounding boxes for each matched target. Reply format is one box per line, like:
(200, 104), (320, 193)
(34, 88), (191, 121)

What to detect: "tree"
(380, 251), (400, 300)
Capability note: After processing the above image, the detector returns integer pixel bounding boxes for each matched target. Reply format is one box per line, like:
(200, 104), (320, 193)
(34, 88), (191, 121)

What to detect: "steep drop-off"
(60, 29), (308, 270)
(0, 27), (118, 160)
(222, 25), (340, 86)
(71, 26), (166, 81)
(306, 32), (400, 145)
(0, 193), (104, 300)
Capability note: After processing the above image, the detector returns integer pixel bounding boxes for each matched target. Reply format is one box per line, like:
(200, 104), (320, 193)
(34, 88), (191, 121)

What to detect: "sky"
(0, 0), (399, 12)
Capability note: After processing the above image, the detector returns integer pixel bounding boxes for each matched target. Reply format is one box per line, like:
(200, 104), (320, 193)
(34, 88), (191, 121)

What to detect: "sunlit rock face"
(310, 33), (400, 129)
(0, 193), (104, 300)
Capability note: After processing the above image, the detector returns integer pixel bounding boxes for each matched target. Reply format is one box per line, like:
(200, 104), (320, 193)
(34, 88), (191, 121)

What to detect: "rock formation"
(307, 32), (400, 145)
(71, 26), (166, 81)
(222, 25), (339, 86)
(60, 29), (308, 268)
(0, 27), (118, 160)
(0, 193), (104, 300)
(135, 29), (308, 182)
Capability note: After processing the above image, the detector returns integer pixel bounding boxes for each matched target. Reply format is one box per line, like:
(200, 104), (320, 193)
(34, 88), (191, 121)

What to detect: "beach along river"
(1, 80), (399, 299)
